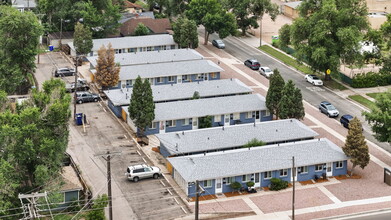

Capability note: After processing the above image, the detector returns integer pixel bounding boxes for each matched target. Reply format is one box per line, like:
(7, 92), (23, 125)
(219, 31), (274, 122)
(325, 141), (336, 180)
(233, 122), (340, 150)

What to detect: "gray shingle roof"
(118, 59), (224, 80)
(88, 49), (203, 67)
(105, 79), (252, 106)
(122, 93), (267, 121)
(68, 34), (176, 52)
(156, 119), (319, 156)
(167, 138), (348, 182)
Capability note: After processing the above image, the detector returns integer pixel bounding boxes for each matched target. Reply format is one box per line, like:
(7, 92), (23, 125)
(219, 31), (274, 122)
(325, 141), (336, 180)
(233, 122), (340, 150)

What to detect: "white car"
(125, 164), (161, 182)
(305, 74), (323, 86)
(259, 67), (273, 78)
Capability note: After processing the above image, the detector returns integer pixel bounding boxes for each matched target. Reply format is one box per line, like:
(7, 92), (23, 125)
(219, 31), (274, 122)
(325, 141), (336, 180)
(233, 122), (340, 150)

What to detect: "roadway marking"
(306, 86), (325, 92)
(136, 150), (141, 156)
(160, 180), (166, 187)
(142, 157), (147, 163)
(167, 188), (173, 196)
(124, 134), (127, 139)
(181, 206), (188, 214)
(162, 173), (170, 183)
(174, 197), (180, 205)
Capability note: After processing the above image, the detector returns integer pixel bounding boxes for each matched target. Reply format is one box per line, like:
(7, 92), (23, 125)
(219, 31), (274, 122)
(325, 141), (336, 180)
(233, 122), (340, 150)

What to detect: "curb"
(315, 208), (391, 220)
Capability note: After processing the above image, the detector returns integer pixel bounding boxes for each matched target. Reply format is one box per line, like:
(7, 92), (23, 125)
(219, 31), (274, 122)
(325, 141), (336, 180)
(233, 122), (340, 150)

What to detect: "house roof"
(284, 1), (302, 9)
(120, 17), (172, 36)
(119, 12), (155, 24)
(60, 166), (83, 192)
(122, 93), (267, 121)
(123, 1), (143, 9)
(88, 49), (203, 67)
(105, 78), (253, 106)
(12, 0), (36, 8)
(48, 31), (74, 40)
(168, 138), (348, 182)
(118, 59), (224, 80)
(68, 34), (176, 52)
(156, 119), (319, 156)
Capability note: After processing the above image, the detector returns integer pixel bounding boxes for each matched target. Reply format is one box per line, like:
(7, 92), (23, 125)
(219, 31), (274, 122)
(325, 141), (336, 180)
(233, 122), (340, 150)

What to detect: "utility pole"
(96, 151), (121, 220)
(195, 180), (200, 220)
(19, 192), (53, 220)
(292, 156), (295, 220)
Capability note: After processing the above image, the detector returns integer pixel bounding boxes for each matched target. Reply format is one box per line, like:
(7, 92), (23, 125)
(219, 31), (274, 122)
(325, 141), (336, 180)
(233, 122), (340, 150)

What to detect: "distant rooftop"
(118, 59), (223, 80)
(122, 93), (267, 121)
(88, 49), (204, 67)
(168, 138), (348, 182)
(105, 78), (253, 106)
(284, 1), (301, 9)
(68, 34), (176, 52)
(157, 119), (319, 156)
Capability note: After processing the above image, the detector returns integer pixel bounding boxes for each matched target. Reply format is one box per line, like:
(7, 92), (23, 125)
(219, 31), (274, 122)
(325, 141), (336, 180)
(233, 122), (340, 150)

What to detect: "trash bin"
(49, 45), (54, 51)
(75, 113), (83, 125)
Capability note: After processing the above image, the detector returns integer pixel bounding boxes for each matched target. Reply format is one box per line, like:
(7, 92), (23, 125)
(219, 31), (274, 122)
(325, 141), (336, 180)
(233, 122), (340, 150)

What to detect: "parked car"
(305, 74), (323, 86)
(319, 101), (339, 117)
(125, 164), (161, 182)
(75, 91), (100, 104)
(244, 59), (261, 70)
(66, 78), (89, 93)
(212, 39), (225, 49)
(54, 68), (76, 77)
(259, 67), (273, 78)
(340, 114), (354, 128)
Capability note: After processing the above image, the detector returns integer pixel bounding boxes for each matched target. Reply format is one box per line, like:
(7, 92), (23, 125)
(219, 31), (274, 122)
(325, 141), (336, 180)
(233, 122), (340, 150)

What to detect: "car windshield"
(326, 105), (336, 110)
(312, 76), (320, 80)
(265, 68), (271, 72)
(253, 62), (260, 65)
(216, 40), (223, 44)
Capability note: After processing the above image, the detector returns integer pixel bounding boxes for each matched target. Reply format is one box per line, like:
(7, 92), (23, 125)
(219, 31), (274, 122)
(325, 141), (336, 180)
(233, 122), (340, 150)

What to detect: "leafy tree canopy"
(95, 43), (120, 88)
(266, 69), (285, 118)
(278, 80), (305, 120)
(134, 23), (150, 36)
(173, 16), (199, 48)
(73, 22), (93, 55)
(290, 0), (369, 73)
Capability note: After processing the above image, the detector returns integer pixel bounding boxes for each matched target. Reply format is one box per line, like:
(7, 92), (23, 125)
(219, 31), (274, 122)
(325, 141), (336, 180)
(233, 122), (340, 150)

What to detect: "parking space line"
(167, 188), (173, 196)
(174, 197), (179, 205)
(162, 173), (170, 183)
(160, 180), (166, 187)
(142, 157), (147, 163)
(124, 134), (127, 139)
(136, 150), (141, 156)
(181, 206), (187, 214)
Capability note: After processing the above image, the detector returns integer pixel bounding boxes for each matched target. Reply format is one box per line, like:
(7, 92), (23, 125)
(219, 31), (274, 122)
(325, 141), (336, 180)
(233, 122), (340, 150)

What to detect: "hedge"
(351, 71), (391, 88)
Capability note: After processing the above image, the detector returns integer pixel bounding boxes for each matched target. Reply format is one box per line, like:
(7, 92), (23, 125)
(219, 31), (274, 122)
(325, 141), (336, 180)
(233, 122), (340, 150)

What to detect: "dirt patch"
(189, 194), (218, 202)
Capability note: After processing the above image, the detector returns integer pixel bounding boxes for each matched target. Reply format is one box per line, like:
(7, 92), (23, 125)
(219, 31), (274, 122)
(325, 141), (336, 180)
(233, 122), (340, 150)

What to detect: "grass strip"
(348, 95), (375, 109)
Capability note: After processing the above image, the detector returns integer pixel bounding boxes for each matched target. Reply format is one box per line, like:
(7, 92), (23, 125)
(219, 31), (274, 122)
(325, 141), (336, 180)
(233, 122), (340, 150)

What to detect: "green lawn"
(366, 92), (383, 100)
(348, 95), (375, 109)
(258, 45), (348, 90)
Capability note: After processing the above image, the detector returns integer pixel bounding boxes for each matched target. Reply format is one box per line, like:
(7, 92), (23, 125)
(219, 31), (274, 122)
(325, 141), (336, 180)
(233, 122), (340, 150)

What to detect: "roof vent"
(230, 78), (232, 81)
(290, 119), (293, 122)
(276, 129), (278, 132)
(197, 81), (199, 84)
(126, 93), (128, 99)
(207, 137), (210, 140)
(318, 138), (320, 141)
(175, 143), (178, 151)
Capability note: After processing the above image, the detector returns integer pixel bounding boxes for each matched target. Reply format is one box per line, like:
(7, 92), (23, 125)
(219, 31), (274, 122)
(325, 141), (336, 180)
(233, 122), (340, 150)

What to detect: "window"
(149, 122), (156, 129)
(168, 76), (175, 82)
(280, 169), (288, 177)
(183, 75), (189, 81)
(115, 49), (119, 54)
(203, 180), (212, 188)
(128, 48), (136, 53)
(264, 171), (272, 179)
(246, 112), (253, 119)
(210, 72), (217, 78)
(298, 166), (308, 174)
(196, 74), (203, 80)
(161, 45), (167, 50)
(166, 120), (176, 127)
(233, 113), (240, 120)
(144, 167), (152, 172)
(171, 45), (176, 49)
(315, 164), (323, 172)
(147, 47), (152, 51)
(242, 174), (251, 182)
(126, 80), (132, 87)
(156, 77), (162, 83)
(336, 161), (343, 169)
(263, 110), (271, 117)
(182, 118), (189, 126)
(225, 177), (235, 184)
(214, 115), (221, 123)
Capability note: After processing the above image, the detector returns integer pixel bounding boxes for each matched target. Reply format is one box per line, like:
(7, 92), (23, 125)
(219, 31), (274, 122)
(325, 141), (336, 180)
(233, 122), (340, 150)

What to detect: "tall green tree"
(0, 6), (43, 94)
(128, 76), (155, 137)
(186, 0), (237, 45)
(278, 80), (305, 120)
(343, 117), (370, 176)
(199, 116), (212, 128)
(363, 90), (391, 143)
(223, 0), (258, 36)
(278, 24), (291, 48)
(173, 17), (199, 48)
(290, 0), (369, 74)
(381, 14), (391, 49)
(266, 69), (284, 119)
(251, 0), (279, 46)
(85, 194), (109, 220)
(134, 23), (150, 36)
(73, 22), (93, 55)
(95, 43), (120, 88)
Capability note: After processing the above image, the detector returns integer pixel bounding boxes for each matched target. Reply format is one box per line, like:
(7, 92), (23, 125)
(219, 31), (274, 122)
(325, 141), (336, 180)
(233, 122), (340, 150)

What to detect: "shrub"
(242, 138), (266, 148)
(230, 181), (242, 190)
(246, 181), (255, 187)
(352, 71), (391, 88)
(269, 178), (288, 191)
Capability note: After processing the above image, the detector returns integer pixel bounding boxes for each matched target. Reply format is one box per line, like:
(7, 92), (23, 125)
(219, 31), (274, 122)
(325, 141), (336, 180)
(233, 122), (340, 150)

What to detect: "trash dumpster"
(49, 45), (54, 51)
(75, 113), (83, 125)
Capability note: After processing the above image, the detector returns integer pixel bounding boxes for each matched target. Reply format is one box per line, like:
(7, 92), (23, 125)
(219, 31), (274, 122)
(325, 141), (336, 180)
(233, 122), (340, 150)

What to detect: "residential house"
(122, 93), (271, 135)
(88, 48), (204, 69)
(105, 78), (253, 117)
(156, 119), (319, 157)
(122, 1), (143, 14)
(167, 138), (348, 197)
(58, 166), (83, 208)
(281, 1), (301, 19)
(47, 31), (74, 49)
(107, 59), (223, 89)
(120, 17), (172, 36)
(67, 34), (177, 57)
(12, 0), (36, 12)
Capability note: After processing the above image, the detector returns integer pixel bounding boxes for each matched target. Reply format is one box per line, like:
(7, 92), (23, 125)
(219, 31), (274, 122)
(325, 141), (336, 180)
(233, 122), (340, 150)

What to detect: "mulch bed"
(262, 187), (270, 191)
(299, 180), (315, 185)
(188, 194), (218, 202)
(223, 191), (250, 197)
(335, 174), (362, 180)
(314, 178), (329, 183)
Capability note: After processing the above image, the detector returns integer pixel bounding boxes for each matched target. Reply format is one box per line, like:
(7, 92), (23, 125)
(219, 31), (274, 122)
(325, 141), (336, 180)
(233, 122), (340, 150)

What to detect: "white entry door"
(254, 173), (260, 187)
(291, 168), (297, 182)
(224, 114), (230, 126)
(326, 163), (332, 176)
(215, 178), (222, 194)
(159, 121), (165, 134)
(192, 118), (198, 130)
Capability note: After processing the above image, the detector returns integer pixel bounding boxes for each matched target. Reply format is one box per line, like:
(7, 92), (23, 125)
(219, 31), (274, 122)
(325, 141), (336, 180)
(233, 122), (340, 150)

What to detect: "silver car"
(125, 164), (161, 182)
(319, 101), (339, 118)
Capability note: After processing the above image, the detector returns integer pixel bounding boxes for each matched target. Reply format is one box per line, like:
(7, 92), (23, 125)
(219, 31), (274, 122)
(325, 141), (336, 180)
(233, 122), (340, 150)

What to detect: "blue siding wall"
(211, 115), (224, 127)
(108, 100), (123, 118)
(297, 166), (312, 181)
(188, 180), (216, 197)
(154, 76), (178, 86)
(261, 110), (273, 122)
(160, 143), (171, 158)
(207, 72), (221, 80)
(165, 119), (192, 133)
(144, 122), (159, 135)
(333, 160), (348, 176)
